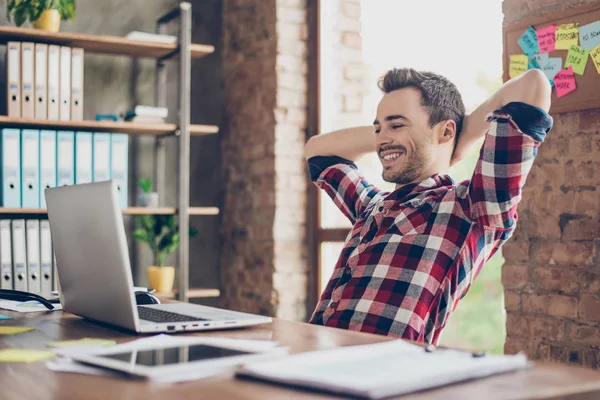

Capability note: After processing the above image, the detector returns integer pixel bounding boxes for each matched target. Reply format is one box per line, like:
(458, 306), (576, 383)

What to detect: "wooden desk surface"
(2, 309), (600, 400)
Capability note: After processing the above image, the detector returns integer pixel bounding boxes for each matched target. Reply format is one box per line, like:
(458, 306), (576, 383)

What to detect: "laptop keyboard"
(137, 306), (208, 323)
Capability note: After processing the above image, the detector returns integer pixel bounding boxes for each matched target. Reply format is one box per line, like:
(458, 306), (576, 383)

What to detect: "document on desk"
(0, 299), (63, 313)
(237, 340), (530, 400)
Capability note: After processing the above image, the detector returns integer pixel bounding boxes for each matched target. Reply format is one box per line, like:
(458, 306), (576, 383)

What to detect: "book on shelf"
(124, 116), (166, 124)
(125, 31), (177, 44)
(122, 105), (168, 123)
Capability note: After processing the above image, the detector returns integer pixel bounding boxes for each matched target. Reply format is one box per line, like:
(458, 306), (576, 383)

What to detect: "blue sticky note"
(528, 59), (541, 70)
(542, 57), (563, 83)
(0, 315), (13, 320)
(579, 21), (600, 51)
(518, 26), (539, 56)
(531, 52), (549, 68)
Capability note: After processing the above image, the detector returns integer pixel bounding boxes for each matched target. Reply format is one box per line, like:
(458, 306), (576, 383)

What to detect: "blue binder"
(93, 132), (111, 182)
(111, 134), (129, 209)
(21, 129), (40, 208)
(1, 129), (21, 207)
(75, 131), (93, 184)
(39, 130), (57, 208)
(56, 131), (75, 187)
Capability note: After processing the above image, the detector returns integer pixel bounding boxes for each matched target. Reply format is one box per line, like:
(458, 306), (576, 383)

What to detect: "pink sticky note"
(554, 66), (576, 98)
(537, 24), (556, 54)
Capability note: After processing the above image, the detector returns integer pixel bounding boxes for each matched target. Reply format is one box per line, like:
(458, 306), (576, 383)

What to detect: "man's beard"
(381, 145), (429, 185)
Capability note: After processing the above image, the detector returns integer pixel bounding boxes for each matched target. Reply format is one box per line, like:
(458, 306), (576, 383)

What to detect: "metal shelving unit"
(0, 2), (216, 301)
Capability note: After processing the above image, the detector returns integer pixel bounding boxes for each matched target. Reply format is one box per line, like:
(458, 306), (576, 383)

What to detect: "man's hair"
(377, 68), (465, 151)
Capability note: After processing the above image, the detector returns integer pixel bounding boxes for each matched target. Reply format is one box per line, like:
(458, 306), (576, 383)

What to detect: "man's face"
(374, 87), (435, 185)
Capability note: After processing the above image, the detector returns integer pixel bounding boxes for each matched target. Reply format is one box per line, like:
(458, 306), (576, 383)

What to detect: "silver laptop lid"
(45, 181), (139, 332)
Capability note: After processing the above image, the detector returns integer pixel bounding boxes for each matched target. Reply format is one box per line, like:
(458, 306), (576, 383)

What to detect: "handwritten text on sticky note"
(531, 53), (549, 68)
(555, 23), (579, 50)
(590, 44), (600, 75)
(518, 26), (539, 56)
(554, 66), (576, 98)
(537, 25), (556, 54)
(542, 57), (563, 84)
(565, 45), (590, 75)
(580, 21), (600, 51)
(509, 54), (529, 78)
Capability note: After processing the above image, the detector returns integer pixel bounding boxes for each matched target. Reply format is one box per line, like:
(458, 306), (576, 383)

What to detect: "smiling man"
(305, 68), (552, 344)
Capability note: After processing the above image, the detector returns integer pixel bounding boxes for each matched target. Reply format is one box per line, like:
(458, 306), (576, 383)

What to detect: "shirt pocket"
(392, 201), (433, 236)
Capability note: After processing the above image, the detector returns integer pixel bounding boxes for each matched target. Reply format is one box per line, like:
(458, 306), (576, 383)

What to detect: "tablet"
(71, 341), (285, 379)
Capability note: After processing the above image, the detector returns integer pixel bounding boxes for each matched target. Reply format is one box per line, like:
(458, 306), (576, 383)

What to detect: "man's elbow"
(304, 136), (319, 160)
(517, 69), (552, 112)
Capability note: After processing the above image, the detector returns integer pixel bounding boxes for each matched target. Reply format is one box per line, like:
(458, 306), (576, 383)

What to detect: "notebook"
(236, 340), (529, 399)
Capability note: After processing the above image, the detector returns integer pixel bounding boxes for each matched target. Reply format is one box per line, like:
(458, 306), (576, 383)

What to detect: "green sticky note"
(0, 326), (34, 335)
(565, 45), (590, 75)
(0, 349), (55, 363)
(46, 338), (117, 348)
(0, 315), (13, 320)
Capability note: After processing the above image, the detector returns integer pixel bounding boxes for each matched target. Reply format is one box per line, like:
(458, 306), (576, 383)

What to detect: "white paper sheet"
(0, 299), (63, 313)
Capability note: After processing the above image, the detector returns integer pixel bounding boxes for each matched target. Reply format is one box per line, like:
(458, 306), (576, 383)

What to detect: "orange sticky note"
(554, 66), (576, 98)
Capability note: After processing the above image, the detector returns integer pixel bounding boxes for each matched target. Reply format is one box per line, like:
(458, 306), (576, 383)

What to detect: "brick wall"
(220, 0), (308, 320)
(503, 0), (600, 368)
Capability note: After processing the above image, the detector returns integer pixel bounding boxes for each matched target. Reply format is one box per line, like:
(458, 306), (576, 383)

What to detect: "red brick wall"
(503, 0), (600, 369)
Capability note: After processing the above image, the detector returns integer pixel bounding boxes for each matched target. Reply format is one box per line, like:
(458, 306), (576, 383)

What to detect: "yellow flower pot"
(147, 266), (175, 293)
(32, 9), (61, 32)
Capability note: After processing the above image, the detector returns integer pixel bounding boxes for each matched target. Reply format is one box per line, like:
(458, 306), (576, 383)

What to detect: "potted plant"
(137, 178), (159, 208)
(133, 213), (198, 293)
(7, 0), (76, 33)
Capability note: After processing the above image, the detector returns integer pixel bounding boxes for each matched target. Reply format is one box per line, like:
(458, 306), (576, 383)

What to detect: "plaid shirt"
(309, 102), (553, 344)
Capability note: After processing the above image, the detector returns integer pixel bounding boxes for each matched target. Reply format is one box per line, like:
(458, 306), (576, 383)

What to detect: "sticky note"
(542, 57), (563, 82)
(0, 349), (55, 363)
(591, 44), (600, 74)
(554, 66), (576, 98)
(555, 23), (579, 50)
(518, 26), (539, 56)
(0, 326), (34, 335)
(537, 24), (556, 54)
(579, 21), (600, 50)
(528, 59), (541, 70)
(531, 52), (549, 68)
(0, 315), (13, 320)
(47, 338), (117, 348)
(509, 54), (529, 78)
(565, 45), (589, 75)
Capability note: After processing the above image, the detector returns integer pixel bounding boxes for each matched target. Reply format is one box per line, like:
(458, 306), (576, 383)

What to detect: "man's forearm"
(304, 126), (375, 161)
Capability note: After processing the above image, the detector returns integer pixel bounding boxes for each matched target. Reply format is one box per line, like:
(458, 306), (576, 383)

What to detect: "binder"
(93, 133), (111, 182)
(111, 134), (128, 208)
(26, 220), (41, 293)
(75, 132), (93, 184)
(57, 131), (74, 187)
(40, 220), (52, 293)
(40, 130), (57, 208)
(34, 43), (48, 120)
(21, 42), (35, 118)
(71, 48), (84, 121)
(11, 219), (27, 291)
(59, 46), (71, 121)
(7, 41), (21, 117)
(21, 129), (40, 208)
(0, 220), (13, 290)
(1, 129), (21, 207)
(47, 45), (60, 120)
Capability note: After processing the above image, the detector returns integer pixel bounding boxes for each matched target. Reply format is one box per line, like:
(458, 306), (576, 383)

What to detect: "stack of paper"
(237, 340), (529, 399)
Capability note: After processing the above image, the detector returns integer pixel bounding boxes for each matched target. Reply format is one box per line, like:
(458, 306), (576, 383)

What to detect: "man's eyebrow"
(373, 115), (408, 125)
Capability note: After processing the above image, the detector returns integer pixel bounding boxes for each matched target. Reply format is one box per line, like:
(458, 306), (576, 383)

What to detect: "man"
(305, 68), (552, 344)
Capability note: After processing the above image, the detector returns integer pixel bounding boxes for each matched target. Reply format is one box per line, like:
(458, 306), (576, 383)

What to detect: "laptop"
(44, 181), (272, 334)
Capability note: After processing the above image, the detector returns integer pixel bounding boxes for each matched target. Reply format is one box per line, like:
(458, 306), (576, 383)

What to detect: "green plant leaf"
(166, 214), (175, 229)
(135, 214), (155, 233)
(132, 229), (153, 244)
(158, 230), (179, 254)
(14, 7), (27, 26)
(138, 178), (153, 194)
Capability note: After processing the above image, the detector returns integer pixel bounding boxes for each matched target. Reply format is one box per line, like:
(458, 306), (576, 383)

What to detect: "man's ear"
(438, 120), (457, 145)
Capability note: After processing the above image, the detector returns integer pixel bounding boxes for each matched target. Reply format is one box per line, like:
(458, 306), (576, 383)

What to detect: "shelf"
(0, 207), (220, 216)
(156, 288), (220, 299)
(0, 117), (219, 137)
(0, 26), (214, 60)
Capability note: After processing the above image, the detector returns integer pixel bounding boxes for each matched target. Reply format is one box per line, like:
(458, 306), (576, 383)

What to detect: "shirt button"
(329, 302), (337, 309)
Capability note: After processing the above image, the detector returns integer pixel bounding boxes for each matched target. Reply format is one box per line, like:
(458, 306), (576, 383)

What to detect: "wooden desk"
(2, 309), (600, 400)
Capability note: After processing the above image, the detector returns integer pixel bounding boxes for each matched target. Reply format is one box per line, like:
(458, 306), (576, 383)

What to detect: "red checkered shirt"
(308, 102), (553, 344)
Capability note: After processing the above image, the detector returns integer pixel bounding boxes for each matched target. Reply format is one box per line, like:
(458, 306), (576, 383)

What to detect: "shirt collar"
(385, 173), (455, 203)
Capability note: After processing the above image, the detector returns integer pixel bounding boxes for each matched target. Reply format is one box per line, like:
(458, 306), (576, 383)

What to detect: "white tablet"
(70, 340), (286, 379)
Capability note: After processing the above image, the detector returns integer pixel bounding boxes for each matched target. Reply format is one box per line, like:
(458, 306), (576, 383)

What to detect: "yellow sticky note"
(47, 338), (116, 348)
(555, 23), (579, 50)
(0, 326), (34, 335)
(591, 44), (600, 74)
(0, 349), (55, 363)
(509, 54), (529, 78)
(565, 45), (590, 75)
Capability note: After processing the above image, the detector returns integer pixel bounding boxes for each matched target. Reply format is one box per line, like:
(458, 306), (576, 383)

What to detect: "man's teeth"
(383, 153), (401, 161)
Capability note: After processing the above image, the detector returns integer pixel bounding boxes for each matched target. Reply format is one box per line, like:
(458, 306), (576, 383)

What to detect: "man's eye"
(392, 125), (404, 129)
(374, 128), (380, 134)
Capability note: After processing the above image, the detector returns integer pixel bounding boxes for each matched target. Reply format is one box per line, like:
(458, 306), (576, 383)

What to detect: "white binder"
(21, 42), (35, 119)
(40, 220), (53, 293)
(47, 45), (60, 120)
(0, 220), (13, 290)
(11, 219), (27, 291)
(26, 220), (41, 293)
(59, 46), (71, 121)
(40, 130), (57, 208)
(34, 43), (48, 120)
(93, 133), (111, 182)
(75, 132), (93, 184)
(71, 48), (84, 121)
(7, 41), (21, 117)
